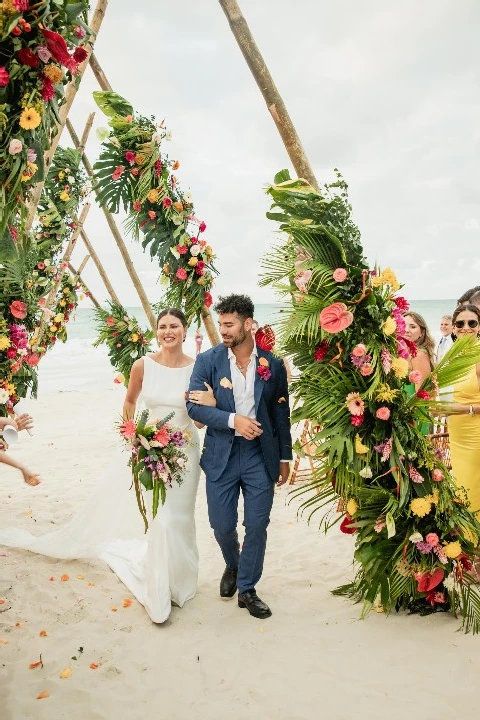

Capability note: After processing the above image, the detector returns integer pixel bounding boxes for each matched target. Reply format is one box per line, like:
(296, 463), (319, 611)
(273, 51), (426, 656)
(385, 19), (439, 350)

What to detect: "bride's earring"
(183, 335), (187, 342)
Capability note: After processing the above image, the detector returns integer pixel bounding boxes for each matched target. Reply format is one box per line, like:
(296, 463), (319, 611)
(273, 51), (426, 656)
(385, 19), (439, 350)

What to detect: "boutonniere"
(256, 357), (272, 381)
(220, 377), (233, 390)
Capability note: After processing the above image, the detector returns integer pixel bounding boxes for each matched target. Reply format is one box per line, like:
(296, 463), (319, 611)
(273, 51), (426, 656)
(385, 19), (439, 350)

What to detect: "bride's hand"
(188, 382), (216, 407)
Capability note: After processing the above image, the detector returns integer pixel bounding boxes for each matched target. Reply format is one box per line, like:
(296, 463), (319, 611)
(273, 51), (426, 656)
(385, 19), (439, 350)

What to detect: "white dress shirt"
(435, 335), (453, 364)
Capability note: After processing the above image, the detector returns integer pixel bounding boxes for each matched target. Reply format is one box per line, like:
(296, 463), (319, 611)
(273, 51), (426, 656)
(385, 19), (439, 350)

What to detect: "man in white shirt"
(435, 315), (453, 364)
(187, 294), (292, 619)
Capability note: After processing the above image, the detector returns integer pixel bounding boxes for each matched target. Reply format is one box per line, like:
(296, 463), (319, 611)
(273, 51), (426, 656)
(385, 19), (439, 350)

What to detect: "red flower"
(195, 261), (205, 275)
(26, 353), (40, 367)
(319, 302), (354, 334)
(41, 28), (78, 73)
(106, 316), (116, 327)
(40, 78), (55, 101)
(204, 292), (213, 308)
(199, 221), (207, 233)
(314, 340), (329, 362)
(133, 201), (142, 212)
(163, 197), (172, 208)
(350, 414), (364, 427)
(458, 553), (473, 571)
(112, 165), (125, 181)
(0, 67), (10, 87)
(10, 301), (27, 320)
(154, 159), (163, 177)
(125, 151), (135, 164)
(416, 567), (444, 593)
(394, 296), (410, 311)
(6, 348), (17, 359)
(176, 268), (188, 281)
(37, 262), (45, 270)
(72, 46), (88, 63)
(176, 245), (188, 255)
(416, 389), (431, 400)
(256, 365), (272, 381)
(16, 48), (39, 68)
(340, 515), (357, 534)
(255, 325), (276, 352)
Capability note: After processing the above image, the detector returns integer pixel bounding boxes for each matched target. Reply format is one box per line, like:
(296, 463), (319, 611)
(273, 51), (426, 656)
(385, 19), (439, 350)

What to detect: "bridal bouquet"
(119, 410), (190, 532)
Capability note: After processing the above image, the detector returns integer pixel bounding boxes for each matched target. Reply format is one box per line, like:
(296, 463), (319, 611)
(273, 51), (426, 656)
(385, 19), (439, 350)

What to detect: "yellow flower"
(188, 257), (198, 266)
(130, 333), (139, 343)
(163, 263), (170, 274)
(372, 275), (383, 287)
(21, 161), (38, 182)
(443, 541), (462, 559)
(462, 527), (478, 547)
(346, 498), (358, 516)
(410, 497), (432, 518)
(5, 383), (15, 396)
(59, 191), (70, 202)
(59, 300), (66, 307)
(427, 489), (439, 505)
(19, 107), (41, 130)
(355, 434), (369, 454)
(54, 314), (64, 323)
(376, 384), (399, 403)
(391, 357), (409, 378)
(49, 325), (58, 332)
(382, 268), (400, 291)
(58, 171), (65, 180)
(43, 63), (63, 84)
(147, 189), (159, 203)
(382, 316), (397, 335)
(0, 336), (11, 351)
(205, 245), (213, 256)
(63, 288), (70, 294)
(173, 201), (183, 212)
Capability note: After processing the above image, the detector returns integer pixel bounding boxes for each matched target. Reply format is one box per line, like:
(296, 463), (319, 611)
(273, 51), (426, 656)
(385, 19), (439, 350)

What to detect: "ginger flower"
(345, 392), (365, 416)
(410, 497), (432, 518)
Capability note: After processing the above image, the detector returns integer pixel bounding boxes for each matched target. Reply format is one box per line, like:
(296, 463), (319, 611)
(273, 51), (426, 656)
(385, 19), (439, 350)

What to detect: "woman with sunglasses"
(445, 303), (480, 516)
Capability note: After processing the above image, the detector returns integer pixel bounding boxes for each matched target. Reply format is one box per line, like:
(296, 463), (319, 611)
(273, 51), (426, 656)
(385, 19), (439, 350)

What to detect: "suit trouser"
(206, 437), (274, 594)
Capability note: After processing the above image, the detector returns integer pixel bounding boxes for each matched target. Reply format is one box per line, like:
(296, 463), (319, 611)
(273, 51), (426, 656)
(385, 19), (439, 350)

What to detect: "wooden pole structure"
(24, 0), (109, 231)
(78, 225), (121, 305)
(66, 119), (157, 332)
(218, 0), (319, 192)
(87, 53), (221, 346)
(68, 262), (101, 309)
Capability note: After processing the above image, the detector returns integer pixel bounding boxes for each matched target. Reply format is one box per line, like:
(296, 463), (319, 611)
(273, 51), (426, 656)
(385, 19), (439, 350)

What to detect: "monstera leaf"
(93, 91), (134, 119)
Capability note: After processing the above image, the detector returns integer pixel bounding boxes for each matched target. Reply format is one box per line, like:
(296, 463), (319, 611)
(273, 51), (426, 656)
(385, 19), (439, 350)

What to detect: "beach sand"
(1, 349), (480, 719)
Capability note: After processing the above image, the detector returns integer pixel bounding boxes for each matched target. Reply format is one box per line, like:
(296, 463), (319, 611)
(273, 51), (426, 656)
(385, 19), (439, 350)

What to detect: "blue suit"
(186, 343), (292, 593)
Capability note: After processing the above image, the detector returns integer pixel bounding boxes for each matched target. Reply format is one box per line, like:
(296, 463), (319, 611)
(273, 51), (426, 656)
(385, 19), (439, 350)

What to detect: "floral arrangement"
(91, 91), (216, 322)
(119, 409), (190, 532)
(261, 169), (480, 632)
(93, 301), (154, 385)
(0, 1), (92, 236)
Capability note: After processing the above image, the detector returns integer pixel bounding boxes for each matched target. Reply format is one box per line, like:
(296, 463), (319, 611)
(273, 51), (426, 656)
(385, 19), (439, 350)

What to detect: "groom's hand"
(234, 415), (263, 440)
(277, 462), (290, 486)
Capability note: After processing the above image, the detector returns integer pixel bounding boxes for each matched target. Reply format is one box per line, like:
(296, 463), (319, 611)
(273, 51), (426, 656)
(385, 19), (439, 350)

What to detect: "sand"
(1, 380), (480, 720)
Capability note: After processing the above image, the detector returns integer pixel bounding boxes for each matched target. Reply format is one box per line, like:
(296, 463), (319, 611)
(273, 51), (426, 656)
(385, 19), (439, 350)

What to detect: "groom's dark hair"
(214, 294), (254, 321)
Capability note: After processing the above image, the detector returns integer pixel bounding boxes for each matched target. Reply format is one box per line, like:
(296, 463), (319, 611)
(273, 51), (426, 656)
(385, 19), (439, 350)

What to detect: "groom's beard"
(222, 327), (247, 348)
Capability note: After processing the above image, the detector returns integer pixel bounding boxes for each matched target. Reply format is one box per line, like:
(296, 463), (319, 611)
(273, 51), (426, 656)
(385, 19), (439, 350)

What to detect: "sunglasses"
(454, 319), (479, 329)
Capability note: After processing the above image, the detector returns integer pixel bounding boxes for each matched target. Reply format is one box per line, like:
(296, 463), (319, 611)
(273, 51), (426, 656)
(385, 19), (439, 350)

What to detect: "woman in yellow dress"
(446, 304), (480, 515)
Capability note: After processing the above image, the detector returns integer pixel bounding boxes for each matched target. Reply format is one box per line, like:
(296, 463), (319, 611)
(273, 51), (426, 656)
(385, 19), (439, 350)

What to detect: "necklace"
(236, 360), (250, 371)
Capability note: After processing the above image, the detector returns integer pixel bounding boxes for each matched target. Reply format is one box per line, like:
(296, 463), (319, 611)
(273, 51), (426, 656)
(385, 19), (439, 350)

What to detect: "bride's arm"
(123, 359), (144, 420)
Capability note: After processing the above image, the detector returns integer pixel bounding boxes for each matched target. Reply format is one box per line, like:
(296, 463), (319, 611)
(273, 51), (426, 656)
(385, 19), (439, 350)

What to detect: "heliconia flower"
(408, 464), (424, 483)
(381, 347), (392, 373)
(314, 340), (329, 362)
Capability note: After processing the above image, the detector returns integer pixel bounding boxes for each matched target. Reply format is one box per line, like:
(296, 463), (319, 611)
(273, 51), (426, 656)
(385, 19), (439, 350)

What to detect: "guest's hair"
(403, 311), (435, 366)
(457, 286), (480, 305)
(441, 315), (453, 322)
(156, 307), (187, 328)
(452, 303), (480, 325)
(214, 294), (254, 321)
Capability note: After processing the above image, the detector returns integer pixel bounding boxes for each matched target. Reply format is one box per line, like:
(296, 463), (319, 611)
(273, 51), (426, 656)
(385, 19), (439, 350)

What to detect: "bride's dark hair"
(156, 307), (187, 328)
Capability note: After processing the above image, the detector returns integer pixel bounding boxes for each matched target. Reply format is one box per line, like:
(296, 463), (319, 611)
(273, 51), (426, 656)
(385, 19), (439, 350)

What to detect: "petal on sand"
(29, 660), (43, 669)
(60, 574), (70, 582)
(111, 607), (118, 612)
(0, 638), (8, 645)
(123, 599), (133, 608)
(59, 667), (73, 679)
(89, 663), (99, 670)
(39, 630), (48, 637)
(37, 691), (49, 700)
(0, 599), (5, 605)
(76, 575), (85, 580)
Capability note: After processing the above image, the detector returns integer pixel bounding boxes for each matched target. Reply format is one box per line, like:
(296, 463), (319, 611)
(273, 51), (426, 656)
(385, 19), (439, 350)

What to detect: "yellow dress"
(448, 365), (480, 514)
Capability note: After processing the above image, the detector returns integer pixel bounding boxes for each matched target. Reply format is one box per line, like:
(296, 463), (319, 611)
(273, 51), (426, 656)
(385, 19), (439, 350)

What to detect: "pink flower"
(381, 347), (392, 373)
(125, 151), (135, 164)
(37, 262), (45, 270)
(199, 221), (207, 233)
(125, 115), (133, 122)
(40, 78), (55, 101)
(294, 270), (312, 293)
(319, 302), (354, 334)
(176, 268), (188, 281)
(432, 469), (444, 482)
(26, 353), (39, 367)
(112, 165), (125, 181)
(0, 67), (10, 87)
(394, 296), (409, 311)
(176, 244), (188, 255)
(6, 348), (17, 359)
(257, 365), (272, 381)
(408, 370), (421, 385)
(360, 364), (374, 377)
(376, 407), (391, 421)
(106, 316), (116, 327)
(36, 45), (51, 63)
(148, 210), (156, 219)
(408, 464), (424, 483)
(74, 25), (87, 38)
(425, 533), (440, 547)
(351, 343), (367, 357)
(163, 197), (172, 208)
(133, 201), (142, 212)
(120, 420), (136, 440)
(350, 414), (364, 427)
(153, 426), (170, 447)
(10, 301), (27, 320)
(332, 268), (348, 282)
(345, 392), (364, 416)
(8, 139), (22, 155)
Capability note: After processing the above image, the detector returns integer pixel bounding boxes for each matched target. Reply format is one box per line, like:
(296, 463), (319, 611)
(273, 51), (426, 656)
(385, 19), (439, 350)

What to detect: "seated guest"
(435, 314), (454, 364)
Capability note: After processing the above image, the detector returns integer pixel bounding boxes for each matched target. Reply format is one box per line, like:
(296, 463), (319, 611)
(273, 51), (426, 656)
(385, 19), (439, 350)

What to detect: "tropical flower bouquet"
(91, 91), (216, 322)
(261, 169), (480, 632)
(93, 301), (153, 384)
(119, 410), (190, 532)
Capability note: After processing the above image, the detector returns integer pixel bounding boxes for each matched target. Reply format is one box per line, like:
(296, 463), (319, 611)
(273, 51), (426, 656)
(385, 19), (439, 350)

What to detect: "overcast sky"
(66, 0), (480, 307)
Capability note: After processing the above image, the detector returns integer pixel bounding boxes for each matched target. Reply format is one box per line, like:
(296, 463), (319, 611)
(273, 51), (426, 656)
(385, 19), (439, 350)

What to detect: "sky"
(66, 0), (480, 308)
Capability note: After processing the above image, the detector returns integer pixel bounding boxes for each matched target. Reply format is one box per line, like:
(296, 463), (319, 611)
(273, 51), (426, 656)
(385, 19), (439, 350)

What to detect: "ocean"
(37, 300), (457, 394)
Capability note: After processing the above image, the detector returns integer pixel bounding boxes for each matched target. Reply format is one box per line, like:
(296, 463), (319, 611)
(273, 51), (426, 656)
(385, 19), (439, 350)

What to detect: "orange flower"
(172, 160), (180, 170)
(319, 302), (354, 334)
(173, 201), (183, 212)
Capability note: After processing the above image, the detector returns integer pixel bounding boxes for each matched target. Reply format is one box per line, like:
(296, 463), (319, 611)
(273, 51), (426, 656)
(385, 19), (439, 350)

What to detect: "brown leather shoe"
(220, 566), (238, 598)
(238, 590), (272, 618)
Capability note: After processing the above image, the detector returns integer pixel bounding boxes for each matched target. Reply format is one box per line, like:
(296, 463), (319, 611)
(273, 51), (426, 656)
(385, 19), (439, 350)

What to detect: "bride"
(0, 307), (205, 624)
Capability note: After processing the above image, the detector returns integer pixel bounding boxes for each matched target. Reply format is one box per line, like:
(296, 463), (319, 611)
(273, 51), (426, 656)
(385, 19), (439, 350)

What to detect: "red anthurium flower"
(255, 325), (276, 352)
(41, 28), (78, 72)
(416, 567), (444, 593)
(340, 514), (357, 534)
(204, 292), (213, 308)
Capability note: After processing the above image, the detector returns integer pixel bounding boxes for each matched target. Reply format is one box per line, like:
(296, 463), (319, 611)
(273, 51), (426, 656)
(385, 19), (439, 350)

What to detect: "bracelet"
(469, 405), (475, 415)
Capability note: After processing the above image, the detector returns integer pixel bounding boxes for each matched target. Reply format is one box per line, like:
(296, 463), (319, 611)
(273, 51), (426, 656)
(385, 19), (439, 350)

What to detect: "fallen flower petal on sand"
(60, 574), (70, 582)
(111, 607), (118, 612)
(89, 662), (99, 670)
(123, 598), (133, 607)
(59, 667), (73, 679)
(0, 638), (8, 645)
(36, 691), (49, 700)
(39, 630), (47, 637)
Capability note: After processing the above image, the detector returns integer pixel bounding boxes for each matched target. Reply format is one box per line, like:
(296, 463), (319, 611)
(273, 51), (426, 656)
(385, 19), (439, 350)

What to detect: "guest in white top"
(435, 314), (454, 364)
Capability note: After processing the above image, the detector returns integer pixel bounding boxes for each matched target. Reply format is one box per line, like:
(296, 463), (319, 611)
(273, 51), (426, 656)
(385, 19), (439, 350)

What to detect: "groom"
(186, 294), (292, 619)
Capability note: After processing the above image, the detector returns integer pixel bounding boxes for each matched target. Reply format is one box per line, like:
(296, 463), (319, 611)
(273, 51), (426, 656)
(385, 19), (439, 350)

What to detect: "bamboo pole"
(87, 52), (221, 345)
(66, 119), (157, 332)
(68, 262), (101, 309)
(76, 253), (91, 276)
(78, 226), (121, 305)
(218, 0), (319, 191)
(24, 0), (109, 231)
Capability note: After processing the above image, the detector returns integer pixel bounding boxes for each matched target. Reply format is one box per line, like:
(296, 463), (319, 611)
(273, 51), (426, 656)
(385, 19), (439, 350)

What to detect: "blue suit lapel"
(215, 345), (235, 412)
(254, 349), (268, 412)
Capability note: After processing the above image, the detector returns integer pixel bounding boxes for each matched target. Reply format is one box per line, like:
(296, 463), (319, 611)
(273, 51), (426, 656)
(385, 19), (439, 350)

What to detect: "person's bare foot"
(21, 470), (40, 486)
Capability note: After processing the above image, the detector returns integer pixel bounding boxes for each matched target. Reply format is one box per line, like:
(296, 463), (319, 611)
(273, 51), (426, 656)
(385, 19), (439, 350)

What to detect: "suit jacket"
(186, 344), (292, 482)
(435, 334), (454, 364)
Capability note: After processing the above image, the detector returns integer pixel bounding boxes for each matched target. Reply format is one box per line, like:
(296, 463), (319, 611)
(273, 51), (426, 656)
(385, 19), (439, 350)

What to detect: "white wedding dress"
(0, 357), (200, 623)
